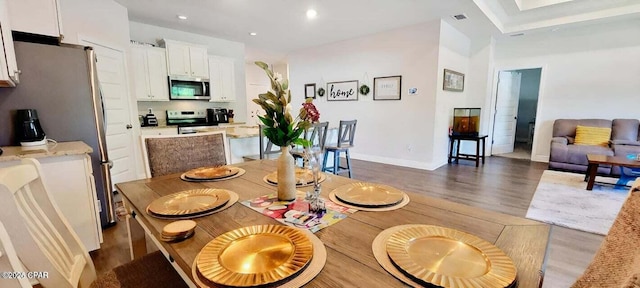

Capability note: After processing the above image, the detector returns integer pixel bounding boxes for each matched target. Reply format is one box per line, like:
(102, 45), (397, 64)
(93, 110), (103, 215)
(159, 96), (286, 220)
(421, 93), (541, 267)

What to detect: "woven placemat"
(191, 228), (326, 288)
(328, 191), (410, 211)
(263, 172), (327, 187)
(146, 190), (239, 220)
(372, 224), (426, 287)
(180, 168), (246, 182)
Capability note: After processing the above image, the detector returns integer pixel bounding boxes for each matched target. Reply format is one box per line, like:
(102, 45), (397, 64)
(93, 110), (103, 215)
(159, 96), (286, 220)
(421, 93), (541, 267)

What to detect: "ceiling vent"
(451, 14), (468, 20)
(510, 33), (525, 37)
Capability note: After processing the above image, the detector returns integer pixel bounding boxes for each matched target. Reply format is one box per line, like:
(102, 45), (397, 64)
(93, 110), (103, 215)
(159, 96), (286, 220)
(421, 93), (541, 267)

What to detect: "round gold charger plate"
(192, 229), (326, 288)
(184, 166), (240, 180)
(333, 182), (404, 207)
(146, 190), (239, 220)
(181, 168), (245, 182)
(385, 225), (517, 288)
(329, 191), (410, 212)
(147, 189), (230, 217)
(196, 225), (314, 287)
(263, 168), (327, 187)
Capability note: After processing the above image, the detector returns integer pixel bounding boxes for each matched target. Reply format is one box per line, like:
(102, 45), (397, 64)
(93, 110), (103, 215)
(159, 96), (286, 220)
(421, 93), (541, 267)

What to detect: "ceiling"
(114, 0), (640, 60)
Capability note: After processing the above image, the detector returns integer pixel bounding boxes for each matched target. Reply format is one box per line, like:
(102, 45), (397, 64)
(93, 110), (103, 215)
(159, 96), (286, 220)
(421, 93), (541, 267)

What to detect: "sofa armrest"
(551, 137), (568, 145)
(611, 140), (640, 146)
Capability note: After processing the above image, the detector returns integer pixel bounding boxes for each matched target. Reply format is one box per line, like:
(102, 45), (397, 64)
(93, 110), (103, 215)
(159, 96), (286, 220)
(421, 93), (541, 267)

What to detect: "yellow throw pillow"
(574, 125), (611, 147)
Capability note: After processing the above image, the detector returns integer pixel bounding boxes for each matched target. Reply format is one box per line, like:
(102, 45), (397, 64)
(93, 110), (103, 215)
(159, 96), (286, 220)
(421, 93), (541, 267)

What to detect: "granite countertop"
(0, 141), (93, 162)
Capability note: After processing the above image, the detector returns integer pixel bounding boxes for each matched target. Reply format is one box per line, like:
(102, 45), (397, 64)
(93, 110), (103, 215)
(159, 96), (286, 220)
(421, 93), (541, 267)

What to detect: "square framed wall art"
(443, 69), (464, 92)
(305, 83), (316, 99)
(373, 75), (402, 100)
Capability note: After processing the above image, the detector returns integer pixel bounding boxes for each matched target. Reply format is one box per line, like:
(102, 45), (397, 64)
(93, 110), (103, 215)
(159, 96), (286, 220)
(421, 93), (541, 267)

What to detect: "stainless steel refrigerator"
(0, 40), (117, 227)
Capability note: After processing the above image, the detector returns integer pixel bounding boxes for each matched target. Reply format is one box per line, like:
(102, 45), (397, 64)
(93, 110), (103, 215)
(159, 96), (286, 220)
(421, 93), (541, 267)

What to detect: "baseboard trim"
(349, 153), (445, 171)
(533, 155), (549, 163)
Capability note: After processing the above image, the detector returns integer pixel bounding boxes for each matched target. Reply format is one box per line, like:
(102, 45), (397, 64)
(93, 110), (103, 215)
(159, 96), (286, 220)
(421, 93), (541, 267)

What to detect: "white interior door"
(81, 40), (137, 186)
(492, 71), (522, 154)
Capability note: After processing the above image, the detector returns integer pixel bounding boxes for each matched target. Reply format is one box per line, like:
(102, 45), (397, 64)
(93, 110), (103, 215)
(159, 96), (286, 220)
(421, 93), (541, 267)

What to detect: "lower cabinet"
(0, 154), (102, 251)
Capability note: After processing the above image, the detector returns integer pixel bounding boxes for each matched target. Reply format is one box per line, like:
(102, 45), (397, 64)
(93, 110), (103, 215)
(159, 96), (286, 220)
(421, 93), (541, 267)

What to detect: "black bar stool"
(323, 120), (357, 178)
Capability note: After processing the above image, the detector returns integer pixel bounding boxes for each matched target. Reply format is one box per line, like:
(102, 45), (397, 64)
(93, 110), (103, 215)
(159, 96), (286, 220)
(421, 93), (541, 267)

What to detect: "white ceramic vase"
(277, 145), (296, 201)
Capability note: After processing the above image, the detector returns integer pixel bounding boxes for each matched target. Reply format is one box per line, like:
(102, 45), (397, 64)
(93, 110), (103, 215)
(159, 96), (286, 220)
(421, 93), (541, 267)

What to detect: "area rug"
(526, 170), (629, 235)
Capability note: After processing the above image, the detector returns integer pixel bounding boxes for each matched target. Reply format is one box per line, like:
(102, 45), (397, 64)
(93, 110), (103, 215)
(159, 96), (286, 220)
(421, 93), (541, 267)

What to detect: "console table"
(448, 134), (488, 167)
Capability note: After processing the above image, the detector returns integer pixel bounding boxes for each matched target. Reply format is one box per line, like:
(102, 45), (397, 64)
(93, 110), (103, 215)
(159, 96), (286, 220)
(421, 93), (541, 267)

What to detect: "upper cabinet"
(209, 55), (236, 102)
(131, 45), (169, 102)
(0, 0), (19, 87)
(7, 0), (63, 39)
(161, 39), (209, 79)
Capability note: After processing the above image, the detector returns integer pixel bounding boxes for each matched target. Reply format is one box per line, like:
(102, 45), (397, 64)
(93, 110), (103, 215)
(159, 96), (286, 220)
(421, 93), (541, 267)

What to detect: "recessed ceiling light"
(177, 15), (188, 20)
(551, 28), (561, 32)
(306, 9), (317, 19)
(249, 32), (257, 36)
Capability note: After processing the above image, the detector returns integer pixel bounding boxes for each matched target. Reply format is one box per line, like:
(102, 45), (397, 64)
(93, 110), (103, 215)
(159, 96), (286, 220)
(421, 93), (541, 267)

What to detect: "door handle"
(126, 124), (133, 129)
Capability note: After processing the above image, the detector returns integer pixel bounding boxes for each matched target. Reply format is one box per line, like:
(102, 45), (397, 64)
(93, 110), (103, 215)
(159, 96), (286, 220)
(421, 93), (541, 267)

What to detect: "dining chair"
(0, 158), (188, 288)
(323, 120), (357, 178)
(291, 121), (329, 167)
(244, 124), (281, 161)
(141, 130), (231, 177)
(571, 180), (640, 288)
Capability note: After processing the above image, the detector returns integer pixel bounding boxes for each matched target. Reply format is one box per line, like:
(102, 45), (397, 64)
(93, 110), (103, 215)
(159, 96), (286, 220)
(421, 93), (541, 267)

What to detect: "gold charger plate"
(385, 225), (517, 288)
(184, 166), (240, 180)
(333, 182), (404, 207)
(147, 189), (230, 217)
(196, 225), (314, 287)
(264, 168), (327, 187)
(192, 229), (327, 288)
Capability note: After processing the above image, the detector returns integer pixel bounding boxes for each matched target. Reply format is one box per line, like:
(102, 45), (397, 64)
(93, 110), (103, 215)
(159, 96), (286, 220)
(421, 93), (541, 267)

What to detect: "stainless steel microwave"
(169, 76), (210, 100)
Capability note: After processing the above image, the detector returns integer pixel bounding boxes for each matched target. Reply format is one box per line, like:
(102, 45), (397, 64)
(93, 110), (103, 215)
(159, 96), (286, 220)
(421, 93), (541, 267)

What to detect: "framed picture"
(327, 80), (358, 101)
(305, 83), (316, 99)
(443, 69), (464, 92)
(373, 75), (402, 100)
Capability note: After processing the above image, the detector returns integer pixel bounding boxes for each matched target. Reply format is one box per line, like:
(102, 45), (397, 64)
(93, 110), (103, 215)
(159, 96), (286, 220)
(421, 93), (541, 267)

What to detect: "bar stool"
(244, 124), (281, 161)
(291, 121), (329, 167)
(323, 120), (357, 178)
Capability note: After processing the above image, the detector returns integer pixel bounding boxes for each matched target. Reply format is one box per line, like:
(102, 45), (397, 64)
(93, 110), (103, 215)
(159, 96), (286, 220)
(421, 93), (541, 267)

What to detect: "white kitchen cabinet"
(209, 55), (236, 102)
(0, 0), (19, 87)
(140, 127), (178, 136)
(0, 154), (102, 251)
(161, 39), (209, 79)
(6, 0), (63, 39)
(131, 45), (169, 101)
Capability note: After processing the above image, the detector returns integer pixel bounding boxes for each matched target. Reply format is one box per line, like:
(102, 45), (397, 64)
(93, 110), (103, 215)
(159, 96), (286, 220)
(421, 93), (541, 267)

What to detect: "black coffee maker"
(15, 109), (47, 146)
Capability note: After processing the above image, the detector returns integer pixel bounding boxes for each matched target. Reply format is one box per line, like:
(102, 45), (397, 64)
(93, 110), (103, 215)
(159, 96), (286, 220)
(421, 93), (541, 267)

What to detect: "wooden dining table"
(116, 159), (550, 288)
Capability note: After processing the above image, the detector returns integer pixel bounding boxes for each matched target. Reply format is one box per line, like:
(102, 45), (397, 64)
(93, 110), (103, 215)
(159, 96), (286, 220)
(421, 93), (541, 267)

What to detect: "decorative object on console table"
(373, 75), (402, 100)
(253, 61), (321, 201)
(305, 83), (316, 99)
(327, 80), (358, 101)
(443, 69), (465, 92)
(452, 108), (480, 136)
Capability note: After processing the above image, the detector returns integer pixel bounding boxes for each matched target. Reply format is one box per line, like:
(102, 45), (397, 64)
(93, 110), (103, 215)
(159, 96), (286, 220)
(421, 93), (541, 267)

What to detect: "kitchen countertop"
(0, 141), (93, 162)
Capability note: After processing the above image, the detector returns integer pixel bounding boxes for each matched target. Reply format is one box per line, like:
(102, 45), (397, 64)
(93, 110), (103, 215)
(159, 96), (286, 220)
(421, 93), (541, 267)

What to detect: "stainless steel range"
(167, 109), (225, 134)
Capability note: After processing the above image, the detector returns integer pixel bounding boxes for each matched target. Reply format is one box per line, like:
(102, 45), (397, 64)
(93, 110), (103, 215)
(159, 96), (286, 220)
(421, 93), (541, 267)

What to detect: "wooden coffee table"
(585, 154), (640, 190)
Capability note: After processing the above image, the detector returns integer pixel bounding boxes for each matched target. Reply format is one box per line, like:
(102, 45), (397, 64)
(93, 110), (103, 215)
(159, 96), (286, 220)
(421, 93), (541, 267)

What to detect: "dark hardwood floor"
(92, 156), (603, 288)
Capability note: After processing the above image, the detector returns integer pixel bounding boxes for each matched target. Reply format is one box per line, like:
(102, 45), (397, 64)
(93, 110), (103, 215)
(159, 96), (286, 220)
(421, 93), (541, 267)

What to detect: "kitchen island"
(117, 159), (550, 287)
(0, 141), (102, 251)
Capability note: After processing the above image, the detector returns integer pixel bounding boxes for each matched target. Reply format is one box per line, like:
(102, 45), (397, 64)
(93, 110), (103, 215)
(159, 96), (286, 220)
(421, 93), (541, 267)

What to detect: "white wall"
(128, 21), (247, 124)
(434, 20), (472, 166)
(493, 19), (640, 162)
(288, 21), (443, 170)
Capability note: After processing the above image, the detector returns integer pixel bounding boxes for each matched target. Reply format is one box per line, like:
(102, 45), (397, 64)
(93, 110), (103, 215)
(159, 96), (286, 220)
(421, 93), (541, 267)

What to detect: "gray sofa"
(549, 119), (640, 175)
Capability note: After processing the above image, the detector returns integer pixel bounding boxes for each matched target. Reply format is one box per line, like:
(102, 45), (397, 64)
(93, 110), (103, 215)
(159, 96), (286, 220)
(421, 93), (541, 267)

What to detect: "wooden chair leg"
(322, 151), (330, 172)
(345, 149), (352, 178)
